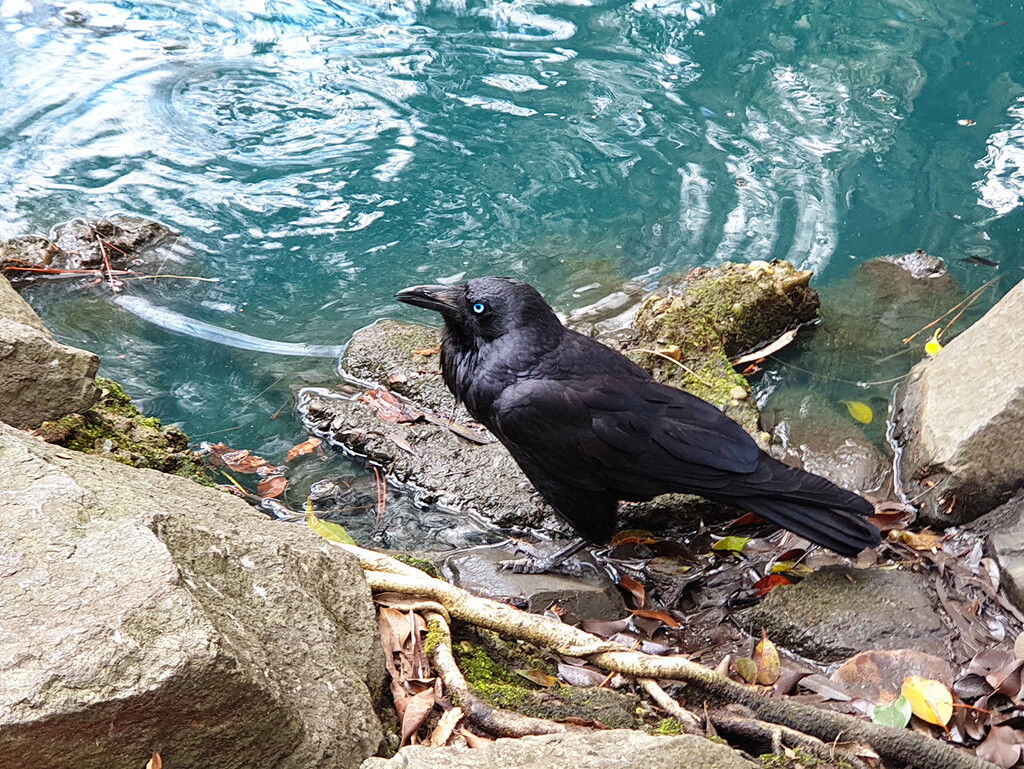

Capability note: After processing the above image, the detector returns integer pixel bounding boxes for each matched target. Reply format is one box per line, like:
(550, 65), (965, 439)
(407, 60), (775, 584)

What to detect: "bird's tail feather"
(743, 498), (879, 556)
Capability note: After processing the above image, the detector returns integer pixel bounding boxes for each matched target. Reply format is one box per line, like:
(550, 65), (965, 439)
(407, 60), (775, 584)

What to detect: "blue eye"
(472, 302), (486, 314)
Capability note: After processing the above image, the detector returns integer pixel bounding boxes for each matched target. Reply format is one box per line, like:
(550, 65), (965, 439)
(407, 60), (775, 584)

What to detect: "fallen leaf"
(516, 669), (559, 688)
(203, 444), (275, 473)
(901, 675), (953, 727)
(712, 536), (751, 553)
(427, 706), (464, 747)
(868, 501), (917, 532)
(618, 573), (645, 608)
(459, 728), (492, 748)
(891, 529), (945, 551)
(630, 609), (681, 628)
(842, 400), (874, 425)
(753, 573), (792, 596)
(925, 328), (943, 357)
(400, 687), (437, 745)
(411, 347), (440, 356)
(731, 328), (797, 366)
(146, 753), (162, 769)
(753, 629), (781, 686)
(359, 388), (424, 423)
(257, 475), (288, 499)
(1015, 631), (1024, 662)
(557, 662), (609, 687)
(286, 436), (322, 462)
(306, 514), (357, 545)
(872, 695), (912, 728)
(976, 725), (1022, 768)
(732, 657), (757, 684)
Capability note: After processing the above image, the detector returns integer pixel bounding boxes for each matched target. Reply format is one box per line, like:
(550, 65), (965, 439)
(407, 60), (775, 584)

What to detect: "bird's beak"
(395, 284), (464, 317)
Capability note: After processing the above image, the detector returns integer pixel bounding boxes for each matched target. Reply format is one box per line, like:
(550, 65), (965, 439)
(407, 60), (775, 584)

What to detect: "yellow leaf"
(901, 675), (953, 726)
(842, 400), (874, 424)
(753, 629), (781, 685)
(712, 536), (751, 553)
(307, 514), (357, 545)
(925, 328), (943, 357)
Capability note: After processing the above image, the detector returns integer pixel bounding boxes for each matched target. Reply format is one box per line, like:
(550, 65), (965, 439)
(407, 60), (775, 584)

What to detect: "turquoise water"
(2, 0), (1024, 462)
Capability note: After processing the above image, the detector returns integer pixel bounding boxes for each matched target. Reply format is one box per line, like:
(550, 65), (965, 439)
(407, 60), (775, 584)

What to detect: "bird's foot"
(497, 538), (593, 576)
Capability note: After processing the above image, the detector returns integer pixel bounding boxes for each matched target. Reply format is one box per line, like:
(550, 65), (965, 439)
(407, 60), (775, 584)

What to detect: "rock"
(971, 492), (1024, 613)
(444, 543), (627, 623)
(297, 386), (559, 534)
(893, 277), (1024, 525)
(31, 376), (208, 480)
(761, 389), (889, 496)
(748, 566), (950, 663)
(1, 216), (175, 279)
(0, 421), (385, 769)
(630, 260), (820, 431)
(361, 730), (756, 769)
(0, 274), (99, 428)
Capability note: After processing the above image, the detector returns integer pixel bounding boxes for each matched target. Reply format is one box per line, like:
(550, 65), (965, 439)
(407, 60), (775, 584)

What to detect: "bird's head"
(395, 276), (563, 345)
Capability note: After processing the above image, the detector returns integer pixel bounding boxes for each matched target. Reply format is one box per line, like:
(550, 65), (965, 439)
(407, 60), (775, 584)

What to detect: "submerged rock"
(630, 260), (819, 431)
(361, 730), (757, 769)
(0, 421), (385, 769)
(893, 277), (1024, 525)
(0, 274), (99, 428)
(0, 216), (175, 279)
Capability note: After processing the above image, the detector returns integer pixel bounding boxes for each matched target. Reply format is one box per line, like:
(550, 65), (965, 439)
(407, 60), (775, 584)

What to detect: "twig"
(902, 278), (999, 345)
(120, 274), (220, 283)
(639, 679), (703, 734)
(632, 348), (717, 389)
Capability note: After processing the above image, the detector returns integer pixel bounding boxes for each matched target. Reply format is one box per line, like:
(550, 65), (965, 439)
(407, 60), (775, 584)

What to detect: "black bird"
(396, 276), (879, 569)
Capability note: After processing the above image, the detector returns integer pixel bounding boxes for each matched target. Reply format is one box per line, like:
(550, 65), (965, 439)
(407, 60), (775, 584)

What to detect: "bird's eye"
(471, 302), (487, 315)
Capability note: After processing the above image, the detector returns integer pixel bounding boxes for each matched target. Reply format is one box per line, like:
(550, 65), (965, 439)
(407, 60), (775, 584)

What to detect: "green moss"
(424, 617), (445, 657)
(34, 377), (212, 484)
(654, 717), (688, 735)
(758, 747), (852, 769)
(391, 553), (442, 580)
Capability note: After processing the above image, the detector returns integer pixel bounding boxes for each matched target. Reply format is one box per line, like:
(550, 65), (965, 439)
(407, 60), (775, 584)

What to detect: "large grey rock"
(749, 566), (950, 663)
(0, 421), (385, 769)
(0, 275), (99, 428)
(893, 278), (1024, 525)
(360, 730), (756, 769)
(971, 491), (1024, 613)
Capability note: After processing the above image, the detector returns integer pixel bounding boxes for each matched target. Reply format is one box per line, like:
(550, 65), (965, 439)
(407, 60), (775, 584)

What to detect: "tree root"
(711, 708), (873, 769)
(638, 679), (703, 735)
(423, 610), (567, 737)
(340, 543), (995, 769)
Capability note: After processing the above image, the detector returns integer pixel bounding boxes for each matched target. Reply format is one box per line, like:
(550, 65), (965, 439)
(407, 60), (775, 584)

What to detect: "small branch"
(631, 348), (717, 389)
(639, 679), (703, 735)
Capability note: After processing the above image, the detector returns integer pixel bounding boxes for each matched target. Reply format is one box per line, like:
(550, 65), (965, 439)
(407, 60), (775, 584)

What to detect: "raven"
(396, 276), (879, 568)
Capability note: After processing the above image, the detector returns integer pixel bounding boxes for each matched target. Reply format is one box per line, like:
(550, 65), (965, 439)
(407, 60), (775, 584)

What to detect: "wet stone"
(971, 492), (1024, 614)
(748, 565), (950, 663)
(443, 542), (627, 623)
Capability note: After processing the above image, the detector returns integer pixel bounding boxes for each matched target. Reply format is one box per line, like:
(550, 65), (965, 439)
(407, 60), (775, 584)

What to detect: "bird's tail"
(725, 456), (880, 557)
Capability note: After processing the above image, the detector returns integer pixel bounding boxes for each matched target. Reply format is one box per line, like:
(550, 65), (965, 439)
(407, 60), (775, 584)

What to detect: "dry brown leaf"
(630, 609), (680, 629)
(459, 728), (492, 749)
(427, 706), (464, 747)
(146, 753), (162, 769)
(516, 669), (559, 688)
(976, 725), (1022, 768)
(257, 475), (288, 499)
(400, 687), (437, 745)
(618, 573), (645, 609)
(754, 629), (781, 686)
(286, 436), (322, 462)
(359, 388), (424, 423)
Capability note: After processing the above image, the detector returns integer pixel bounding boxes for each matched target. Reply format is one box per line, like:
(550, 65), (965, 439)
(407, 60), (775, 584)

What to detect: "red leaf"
(753, 574), (793, 597)
(257, 475), (288, 499)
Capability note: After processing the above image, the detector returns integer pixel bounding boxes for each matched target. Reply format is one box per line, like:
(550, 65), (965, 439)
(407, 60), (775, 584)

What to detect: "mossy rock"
(631, 260), (819, 432)
(32, 377), (212, 484)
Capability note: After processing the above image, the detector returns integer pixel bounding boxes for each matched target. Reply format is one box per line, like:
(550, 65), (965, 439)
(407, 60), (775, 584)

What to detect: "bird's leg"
(499, 537), (590, 575)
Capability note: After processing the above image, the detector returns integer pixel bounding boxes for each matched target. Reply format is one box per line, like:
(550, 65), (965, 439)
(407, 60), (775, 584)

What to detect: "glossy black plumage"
(396, 276), (880, 556)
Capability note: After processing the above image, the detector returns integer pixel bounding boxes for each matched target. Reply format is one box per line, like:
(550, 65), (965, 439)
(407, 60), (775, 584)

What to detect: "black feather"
(396, 277), (880, 556)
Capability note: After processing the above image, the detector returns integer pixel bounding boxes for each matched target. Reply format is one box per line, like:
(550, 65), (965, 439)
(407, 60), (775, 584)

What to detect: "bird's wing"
(490, 375), (761, 500)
